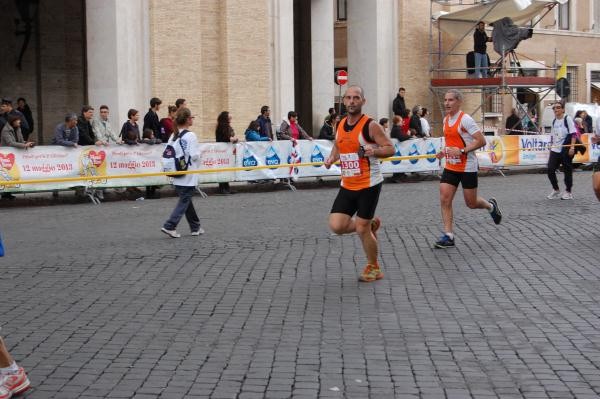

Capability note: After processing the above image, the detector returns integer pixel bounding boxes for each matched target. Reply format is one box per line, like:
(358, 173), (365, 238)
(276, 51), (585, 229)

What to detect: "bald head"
(345, 85), (365, 99)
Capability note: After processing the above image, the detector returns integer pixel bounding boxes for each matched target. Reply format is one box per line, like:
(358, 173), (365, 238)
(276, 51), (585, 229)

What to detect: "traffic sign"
(336, 70), (348, 86)
(556, 77), (570, 99)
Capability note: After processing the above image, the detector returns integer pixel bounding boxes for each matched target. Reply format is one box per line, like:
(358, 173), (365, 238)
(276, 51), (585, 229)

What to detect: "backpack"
(553, 116), (586, 156)
(162, 130), (190, 177)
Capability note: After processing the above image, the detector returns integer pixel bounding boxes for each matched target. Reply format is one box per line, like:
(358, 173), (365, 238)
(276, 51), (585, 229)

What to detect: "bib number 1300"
(340, 153), (361, 177)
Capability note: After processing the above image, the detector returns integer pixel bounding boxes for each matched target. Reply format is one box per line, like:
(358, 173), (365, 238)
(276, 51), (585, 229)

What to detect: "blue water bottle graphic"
(242, 148), (258, 168)
(311, 145), (324, 167)
(409, 143), (420, 165)
(265, 146), (281, 169)
(391, 143), (402, 165)
(426, 141), (437, 163)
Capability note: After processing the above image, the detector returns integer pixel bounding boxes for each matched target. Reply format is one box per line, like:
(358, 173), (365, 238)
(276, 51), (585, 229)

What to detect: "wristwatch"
(460, 148), (466, 154)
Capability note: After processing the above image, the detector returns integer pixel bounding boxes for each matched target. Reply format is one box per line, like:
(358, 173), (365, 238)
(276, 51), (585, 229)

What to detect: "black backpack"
(161, 130), (191, 177)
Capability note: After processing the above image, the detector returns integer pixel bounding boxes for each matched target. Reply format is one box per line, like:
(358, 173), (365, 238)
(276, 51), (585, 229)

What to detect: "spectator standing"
(245, 120), (271, 142)
(279, 111), (312, 141)
(161, 108), (204, 238)
(546, 102), (577, 200)
(215, 111), (239, 195)
(52, 113), (79, 147)
(400, 109), (411, 135)
(420, 108), (431, 137)
(390, 115), (411, 142)
(378, 118), (389, 135)
(175, 98), (187, 110)
(78, 106), (104, 146)
(592, 122), (600, 201)
(0, 334), (30, 398)
(92, 105), (121, 144)
(392, 87), (406, 117)
(142, 128), (163, 144)
(16, 98), (34, 141)
(505, 108), (522, 135)
(1, 116), (34, 200)
(143, 97), (162, 139)
(0, 98), (29, 133)
(256, 106), (273, 140)
(409, 105), (424, 137)
(160, 105), (177, 142)
(473, 21), (492, 78)
(319, 114), (337, 140)
(120, 109), (141, 145)
(581, 110), (593, 133)
(1, 115), (34, 149)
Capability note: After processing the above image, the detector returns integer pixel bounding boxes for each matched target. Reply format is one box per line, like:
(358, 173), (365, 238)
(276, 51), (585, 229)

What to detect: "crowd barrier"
(0, 135), (598, 193)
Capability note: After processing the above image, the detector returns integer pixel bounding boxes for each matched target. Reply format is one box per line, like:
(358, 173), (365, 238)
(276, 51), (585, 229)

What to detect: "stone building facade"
(1, 0), (599, 143)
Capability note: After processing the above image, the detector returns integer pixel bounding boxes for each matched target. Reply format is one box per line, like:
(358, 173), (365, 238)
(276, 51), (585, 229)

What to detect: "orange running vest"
(336, 114), (383, 190)
(443, 111), (469, 173)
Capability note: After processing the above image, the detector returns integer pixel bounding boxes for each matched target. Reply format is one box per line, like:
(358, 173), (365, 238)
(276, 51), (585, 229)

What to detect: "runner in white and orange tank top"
(434, 89), (503, 249)
(324, 85), (394, 282)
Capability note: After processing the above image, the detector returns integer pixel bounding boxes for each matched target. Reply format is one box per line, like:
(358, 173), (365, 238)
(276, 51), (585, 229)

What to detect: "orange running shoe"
(359, 264), (383, 282)
(371, 217), (381, 239)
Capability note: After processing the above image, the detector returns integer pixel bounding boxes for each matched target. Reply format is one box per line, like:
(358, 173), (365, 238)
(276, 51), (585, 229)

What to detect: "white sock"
(0, 361), (19, 375)
(445, 232), (454, 240)
(487, 201), (494, 213)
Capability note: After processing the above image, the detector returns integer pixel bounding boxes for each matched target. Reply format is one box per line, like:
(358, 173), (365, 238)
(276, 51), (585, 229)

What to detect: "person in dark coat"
(16, 97), (34, 141)
(505, 108), (522, 135)
(143, 97), (162, 139)
(392, 87), (406, 117)
(215, 111), (239, 195)
(77, 105), (104, 146)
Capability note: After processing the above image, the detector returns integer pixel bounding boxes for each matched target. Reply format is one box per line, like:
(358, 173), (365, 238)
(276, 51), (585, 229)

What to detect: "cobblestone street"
(1, 171), (600, 398)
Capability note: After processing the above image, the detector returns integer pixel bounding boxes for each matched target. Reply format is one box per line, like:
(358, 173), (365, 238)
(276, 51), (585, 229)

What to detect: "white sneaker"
(547, 190), (561, 200)
(561, 191), (573, 200)
(161, 227), (181, 238)
(191, 228), (205, 236)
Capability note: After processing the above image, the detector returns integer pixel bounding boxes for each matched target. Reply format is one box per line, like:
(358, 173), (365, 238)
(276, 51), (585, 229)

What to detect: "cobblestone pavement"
(1, 170), (599, 399)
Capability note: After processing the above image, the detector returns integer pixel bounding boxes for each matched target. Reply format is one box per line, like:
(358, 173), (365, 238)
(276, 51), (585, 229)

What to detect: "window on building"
(337, 0), (347, 21)
(558, 1), (570, 30)
(566, 65), (578, 101)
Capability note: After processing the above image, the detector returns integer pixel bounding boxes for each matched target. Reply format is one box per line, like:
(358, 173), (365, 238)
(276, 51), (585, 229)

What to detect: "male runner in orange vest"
(434, 89), (502, 248)
(324, 86), (395, 282)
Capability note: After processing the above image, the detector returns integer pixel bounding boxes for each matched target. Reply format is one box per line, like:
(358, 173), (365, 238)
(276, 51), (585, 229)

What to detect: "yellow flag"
(557, 59), (567, 80)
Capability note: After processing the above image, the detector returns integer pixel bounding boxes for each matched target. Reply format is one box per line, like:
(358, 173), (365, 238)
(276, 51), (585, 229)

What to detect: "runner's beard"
(347, 105), (362, 116)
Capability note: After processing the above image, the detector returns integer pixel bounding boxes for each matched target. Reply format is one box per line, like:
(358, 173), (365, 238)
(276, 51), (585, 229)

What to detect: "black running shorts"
(440, 168), (478, 189)
(330, 183), (382, 220)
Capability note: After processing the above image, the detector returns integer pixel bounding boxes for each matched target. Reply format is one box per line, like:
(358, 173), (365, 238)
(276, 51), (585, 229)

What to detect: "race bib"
(340, 152), (361, 177)
(445, 148), (461, 165)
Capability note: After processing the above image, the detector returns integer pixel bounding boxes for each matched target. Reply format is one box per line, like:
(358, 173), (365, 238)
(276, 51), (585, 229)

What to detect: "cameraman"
(474, 21), (492, 78)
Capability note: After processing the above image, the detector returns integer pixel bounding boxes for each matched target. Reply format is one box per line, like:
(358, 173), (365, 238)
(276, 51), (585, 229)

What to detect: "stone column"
(311, 0), (335, 135)
(346, 0), (397, 119)
(86, 0), (151, 127)
(270, 0), (296, 129)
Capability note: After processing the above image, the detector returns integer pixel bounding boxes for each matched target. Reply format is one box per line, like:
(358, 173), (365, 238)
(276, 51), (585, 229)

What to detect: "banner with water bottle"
(380, 139), (442, 174)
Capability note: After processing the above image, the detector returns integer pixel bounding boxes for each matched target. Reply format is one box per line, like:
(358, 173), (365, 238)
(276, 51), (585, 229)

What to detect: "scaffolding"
(428, 0), (561, 136)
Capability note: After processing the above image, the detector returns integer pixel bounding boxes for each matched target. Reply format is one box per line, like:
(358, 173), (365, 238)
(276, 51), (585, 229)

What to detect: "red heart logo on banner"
(89, 150), (106, 167)
(0, 153), (15, 170)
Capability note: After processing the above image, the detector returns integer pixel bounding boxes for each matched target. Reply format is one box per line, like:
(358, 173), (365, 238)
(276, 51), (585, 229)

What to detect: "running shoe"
(0, 367), (31, 399)
(371, 217), (381, 239)
(434, 233), (455, 249)
(547, 190), (561, 200)
(488, 198), (502, 225)
(561, 191), (573, 200)
(359, 264), (383, 282)
(191, 227), (205, 236)
(161, 227), (181, 238)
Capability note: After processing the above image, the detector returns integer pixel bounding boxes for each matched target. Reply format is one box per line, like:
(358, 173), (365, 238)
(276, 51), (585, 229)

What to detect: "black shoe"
(1, 193), (16, 200)
(434, 234), (455, 249)
(488, 198), (502, 225)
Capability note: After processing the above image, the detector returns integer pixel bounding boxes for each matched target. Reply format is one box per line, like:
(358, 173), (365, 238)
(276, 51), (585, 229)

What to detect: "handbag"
(574, 137), (586, 155)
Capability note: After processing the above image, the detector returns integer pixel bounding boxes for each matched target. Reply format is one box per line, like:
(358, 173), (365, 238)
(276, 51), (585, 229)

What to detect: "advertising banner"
(381, 138), (442, 173)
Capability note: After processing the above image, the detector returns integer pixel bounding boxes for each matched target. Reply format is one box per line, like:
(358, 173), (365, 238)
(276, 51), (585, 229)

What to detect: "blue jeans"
(163, 185), (201, 231)
(474, 52), (488, 78)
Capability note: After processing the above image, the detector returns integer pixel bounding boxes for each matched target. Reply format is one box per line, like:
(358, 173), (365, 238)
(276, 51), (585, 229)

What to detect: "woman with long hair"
(215, 111), (238, 195)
